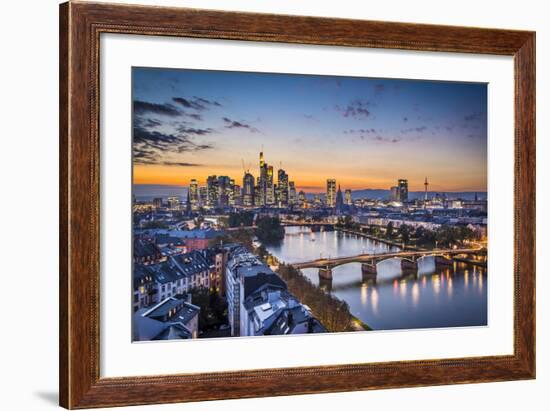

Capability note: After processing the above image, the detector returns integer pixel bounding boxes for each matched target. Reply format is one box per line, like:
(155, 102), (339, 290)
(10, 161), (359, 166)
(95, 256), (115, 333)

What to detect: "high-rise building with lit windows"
(335, 185), (344, 212)
(242, 172), (255, 206)
(288, 181), (296, 205)
(326, 179), (336, 207)
(206, 176), (218, 207)
(199, 186), (208, 206)
(266, 165), (275, 205)
(277, 168), (289, 207)
(167, 196), (180, 210)
(398, 179), (409, 203)
(344, 189), (352, 206)
(189, 179), (199, 208)
(390, 186), (399, 201)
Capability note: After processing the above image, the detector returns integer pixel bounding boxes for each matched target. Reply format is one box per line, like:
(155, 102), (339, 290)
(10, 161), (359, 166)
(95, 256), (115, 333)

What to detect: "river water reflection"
(267, 226), (487, 330)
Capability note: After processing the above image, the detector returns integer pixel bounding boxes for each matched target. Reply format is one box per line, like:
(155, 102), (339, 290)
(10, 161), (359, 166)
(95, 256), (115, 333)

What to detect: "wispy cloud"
(400, 126), (427, 134)
(161, 161), (204, 167)
(335, 99), (373, 119)
(464, 111), (485, 122)
(172, 96), (222, 111)
(344, 128), (376, 135)
(222, 117), (259, 133)
(133, 122), (215, 165)
(134, 100), (181, 117)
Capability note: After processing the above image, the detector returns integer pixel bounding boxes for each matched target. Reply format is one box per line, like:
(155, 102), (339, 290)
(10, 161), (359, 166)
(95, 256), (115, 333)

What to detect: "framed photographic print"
(59, 1), (535, 409)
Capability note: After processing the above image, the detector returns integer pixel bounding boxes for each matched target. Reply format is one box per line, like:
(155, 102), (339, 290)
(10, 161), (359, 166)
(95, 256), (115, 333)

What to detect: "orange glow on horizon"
(134, 164), (486, 192)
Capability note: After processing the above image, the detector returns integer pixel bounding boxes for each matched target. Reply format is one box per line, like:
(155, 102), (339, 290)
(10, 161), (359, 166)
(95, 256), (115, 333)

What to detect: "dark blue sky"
(133, 67), (487, 192)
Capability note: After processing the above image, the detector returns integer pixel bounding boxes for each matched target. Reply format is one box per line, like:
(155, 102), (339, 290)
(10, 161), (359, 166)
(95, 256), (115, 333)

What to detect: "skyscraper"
(189, 179), (199, 209)
(277, 168), (289, 207)
(398, 179), (409, 203)
(326, 179), (336, 208)
(199, 186), (208, 206)
(390, 186), (399, 202)
(217, 176), (232, 207)
(232, 184), (241, 206)
(258, 153), (267, 207)
(335, 184), (344, 212)
(228, 178), (236, 206)
(242, 172), (255, 206)
(266, 165), (275, 205)
(206, 175), (218, 207)
(344, 189), (352, 206)
(288, 181), (296, 205)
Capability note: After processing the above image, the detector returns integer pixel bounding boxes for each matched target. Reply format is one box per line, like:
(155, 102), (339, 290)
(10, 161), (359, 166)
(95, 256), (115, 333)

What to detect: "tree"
(255, 216), (285, 243)
(227, 211), (254, 228)
(397, 224), (412, 244)
(415, 226), (436, 247)
(276, 263), (356, 332)
(191, 289), (228, 332)
(386, 222), (394, 239)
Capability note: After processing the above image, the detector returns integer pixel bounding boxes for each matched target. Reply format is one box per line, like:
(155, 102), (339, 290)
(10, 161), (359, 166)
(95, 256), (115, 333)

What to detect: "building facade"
(326, 179), (336, 207)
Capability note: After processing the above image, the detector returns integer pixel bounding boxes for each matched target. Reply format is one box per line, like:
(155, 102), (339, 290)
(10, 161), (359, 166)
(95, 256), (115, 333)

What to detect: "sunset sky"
(132, 67), (487, 194)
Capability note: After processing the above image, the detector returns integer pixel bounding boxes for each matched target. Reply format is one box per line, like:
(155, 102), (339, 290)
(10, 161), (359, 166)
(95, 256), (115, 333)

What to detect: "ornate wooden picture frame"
(59, 1), (535, 408)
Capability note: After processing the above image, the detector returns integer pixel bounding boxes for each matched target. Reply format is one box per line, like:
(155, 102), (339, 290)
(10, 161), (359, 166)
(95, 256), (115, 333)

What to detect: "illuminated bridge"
(290, 248), (486, 280)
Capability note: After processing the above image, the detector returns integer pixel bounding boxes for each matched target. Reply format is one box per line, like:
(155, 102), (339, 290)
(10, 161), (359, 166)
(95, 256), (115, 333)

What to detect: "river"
(266, 226), (487, 331)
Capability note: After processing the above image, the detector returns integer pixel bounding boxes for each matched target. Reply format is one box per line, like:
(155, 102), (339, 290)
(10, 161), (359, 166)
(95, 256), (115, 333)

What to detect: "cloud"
(134, 117), (163, 130)
(133, 123), (215, 165)
(374, 83), (385, 96)
(222, 117), (259, 133)
(335, 99), (372, 119)
(372, 135), (401, 144)
(161, 161), (204, 167)
(185, 113), (203, 121)
(344, 128), (376, 135)
(134, 100), (181, 117)
(400, 126), (427, 134)
(176, 125), (215, 135)
(172, 96), (222, 111)
(194, 96), (222, 107)
(464, 111), (485, 122)
(172, 97), (204, 110)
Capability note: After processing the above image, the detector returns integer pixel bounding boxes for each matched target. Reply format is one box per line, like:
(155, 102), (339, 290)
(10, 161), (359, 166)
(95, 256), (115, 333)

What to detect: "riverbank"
(260, 248), (371, 332)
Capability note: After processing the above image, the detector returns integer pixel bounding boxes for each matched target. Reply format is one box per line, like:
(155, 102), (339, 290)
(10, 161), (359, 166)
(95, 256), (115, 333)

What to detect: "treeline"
(362, 223), (479, 248)
(277, 263), (354, 332)
(255, 216), (285, 243)
(227, 211), (254, 228)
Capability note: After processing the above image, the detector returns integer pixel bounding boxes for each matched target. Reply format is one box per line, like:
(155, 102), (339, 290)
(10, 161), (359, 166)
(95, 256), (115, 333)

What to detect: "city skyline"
(133, 67), (487, 192)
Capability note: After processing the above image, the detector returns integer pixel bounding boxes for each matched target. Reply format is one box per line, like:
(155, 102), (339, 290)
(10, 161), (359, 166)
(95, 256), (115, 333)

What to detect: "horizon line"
(133, 183), (487, 194)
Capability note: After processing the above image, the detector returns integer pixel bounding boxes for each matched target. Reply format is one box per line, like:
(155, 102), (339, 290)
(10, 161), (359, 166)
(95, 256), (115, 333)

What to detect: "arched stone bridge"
(291, 248), (486, 280)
